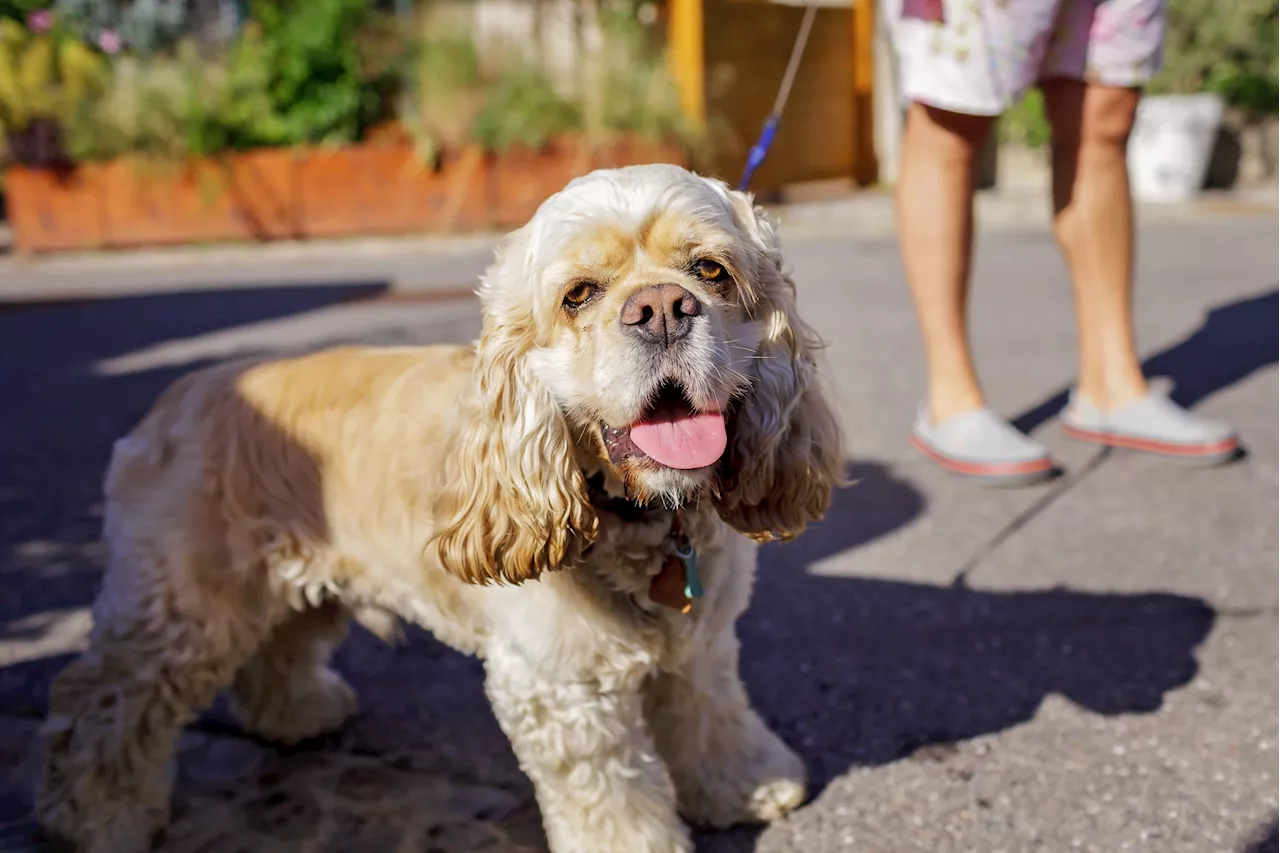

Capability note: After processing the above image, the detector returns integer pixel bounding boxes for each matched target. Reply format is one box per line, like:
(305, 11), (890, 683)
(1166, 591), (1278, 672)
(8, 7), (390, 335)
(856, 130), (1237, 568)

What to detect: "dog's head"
(435, 164), (844, 585)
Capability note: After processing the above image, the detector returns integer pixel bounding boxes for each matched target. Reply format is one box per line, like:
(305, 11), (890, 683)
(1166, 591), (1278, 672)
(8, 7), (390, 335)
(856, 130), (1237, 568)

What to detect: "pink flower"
(97, 29), (121, 54)
(27, 9), (53, 33)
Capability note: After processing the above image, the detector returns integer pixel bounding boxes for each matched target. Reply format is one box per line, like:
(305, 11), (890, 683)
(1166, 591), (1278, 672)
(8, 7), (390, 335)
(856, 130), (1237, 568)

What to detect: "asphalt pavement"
(0, 210), (1275, 853)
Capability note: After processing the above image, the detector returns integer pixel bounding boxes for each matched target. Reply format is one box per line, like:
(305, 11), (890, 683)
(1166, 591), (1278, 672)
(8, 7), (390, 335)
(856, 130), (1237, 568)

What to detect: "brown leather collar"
(584, 472), (659, 523)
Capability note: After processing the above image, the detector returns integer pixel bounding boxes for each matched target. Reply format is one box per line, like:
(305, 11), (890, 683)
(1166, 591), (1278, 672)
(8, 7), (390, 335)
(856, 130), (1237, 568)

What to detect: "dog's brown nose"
(620, 284), (701, 347)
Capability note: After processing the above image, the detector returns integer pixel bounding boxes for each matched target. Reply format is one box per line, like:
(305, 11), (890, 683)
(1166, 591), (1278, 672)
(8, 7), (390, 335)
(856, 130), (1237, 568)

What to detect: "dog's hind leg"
(34, 543), (275, 853)
(229, 600), (358, 744)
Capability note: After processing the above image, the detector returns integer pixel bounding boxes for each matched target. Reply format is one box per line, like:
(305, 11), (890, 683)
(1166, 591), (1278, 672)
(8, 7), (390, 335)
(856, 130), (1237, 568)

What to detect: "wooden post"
(667, 0), (706, 126)
(852, 0), (878, 185)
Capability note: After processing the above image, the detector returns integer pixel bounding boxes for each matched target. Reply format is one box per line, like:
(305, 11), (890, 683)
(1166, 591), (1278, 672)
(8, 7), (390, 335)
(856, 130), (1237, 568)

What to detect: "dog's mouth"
(601, 380), (727, 471)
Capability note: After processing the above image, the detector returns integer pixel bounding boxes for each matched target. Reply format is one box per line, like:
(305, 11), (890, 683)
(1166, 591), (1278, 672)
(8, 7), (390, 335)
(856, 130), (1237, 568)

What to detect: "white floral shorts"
(884, 0), (1166, 115)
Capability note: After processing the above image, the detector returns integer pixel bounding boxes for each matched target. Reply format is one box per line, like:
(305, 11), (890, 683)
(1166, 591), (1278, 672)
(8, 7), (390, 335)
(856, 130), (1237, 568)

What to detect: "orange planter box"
(3, 135), (687, 254)
(297, 144), (488, 237)
(99, 149), (300, 247)
(4, 165), (109, 252)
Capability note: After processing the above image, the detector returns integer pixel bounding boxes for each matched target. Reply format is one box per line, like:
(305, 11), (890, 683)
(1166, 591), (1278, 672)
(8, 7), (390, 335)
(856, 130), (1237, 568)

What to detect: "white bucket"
(1127, 93), (1224, 203)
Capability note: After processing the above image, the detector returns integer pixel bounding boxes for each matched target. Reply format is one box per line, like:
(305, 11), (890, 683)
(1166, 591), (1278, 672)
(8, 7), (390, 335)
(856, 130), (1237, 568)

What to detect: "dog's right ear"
(431, 228), (598, 586)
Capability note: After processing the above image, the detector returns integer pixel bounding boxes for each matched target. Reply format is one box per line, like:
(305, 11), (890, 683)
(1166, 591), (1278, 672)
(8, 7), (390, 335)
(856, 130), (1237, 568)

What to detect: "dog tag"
(674, 541), (703, 601)
(650, 555), (693, 613)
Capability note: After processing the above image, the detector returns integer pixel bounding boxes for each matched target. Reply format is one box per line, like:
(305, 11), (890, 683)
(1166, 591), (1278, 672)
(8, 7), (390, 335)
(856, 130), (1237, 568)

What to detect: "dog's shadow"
(0, 285), (1221, 852)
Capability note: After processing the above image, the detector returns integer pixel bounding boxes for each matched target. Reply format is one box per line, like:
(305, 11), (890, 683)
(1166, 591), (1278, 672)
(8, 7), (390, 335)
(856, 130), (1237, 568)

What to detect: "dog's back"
(101, 344), (477, 602)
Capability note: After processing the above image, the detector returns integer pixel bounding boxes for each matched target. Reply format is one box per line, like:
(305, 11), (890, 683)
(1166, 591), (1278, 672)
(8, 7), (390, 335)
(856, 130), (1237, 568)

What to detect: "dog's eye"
(693, 259), (728, 282)
(563, 281), (598, 309)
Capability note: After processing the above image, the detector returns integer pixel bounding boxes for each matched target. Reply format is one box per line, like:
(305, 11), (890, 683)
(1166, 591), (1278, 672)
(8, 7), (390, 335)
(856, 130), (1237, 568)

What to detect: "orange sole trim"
(911, 435), (1056, 479)
(1061, 423), (1240, 458)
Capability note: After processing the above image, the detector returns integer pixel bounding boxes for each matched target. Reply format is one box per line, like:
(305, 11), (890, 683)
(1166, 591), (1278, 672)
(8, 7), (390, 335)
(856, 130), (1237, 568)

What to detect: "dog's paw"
(234, 667), (358, 744)
(676, 727), (808, 828)
(745, 774), (808, 822)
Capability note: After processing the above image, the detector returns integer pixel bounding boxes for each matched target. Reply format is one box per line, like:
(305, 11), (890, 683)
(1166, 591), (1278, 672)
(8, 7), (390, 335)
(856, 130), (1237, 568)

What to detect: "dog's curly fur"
(34, 165), (845, 853)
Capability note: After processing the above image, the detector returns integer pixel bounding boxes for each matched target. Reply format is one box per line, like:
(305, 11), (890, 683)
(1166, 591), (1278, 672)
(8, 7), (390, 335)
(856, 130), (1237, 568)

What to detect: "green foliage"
(243, 0), (387, 147)
(471, 63), (581, 152)
(397, 27), (482, 160)
(0, 16), (106, 135)
(69, 0), (403, 162)
(0, 1), (48, 23)
(54, 0), (188, 54)
(580, 6), (701, 149)
(1149, 0), (1278, 113)
(998, 88), (1051, 149)
(8, 0), (706, 165)
(183, 28), (282, 154)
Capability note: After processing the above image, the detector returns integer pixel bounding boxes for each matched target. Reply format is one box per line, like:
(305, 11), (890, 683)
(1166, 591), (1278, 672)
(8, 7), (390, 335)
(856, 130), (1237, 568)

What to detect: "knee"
(1045, 80), (1139, 149)
(1083, 87), (1139, 147)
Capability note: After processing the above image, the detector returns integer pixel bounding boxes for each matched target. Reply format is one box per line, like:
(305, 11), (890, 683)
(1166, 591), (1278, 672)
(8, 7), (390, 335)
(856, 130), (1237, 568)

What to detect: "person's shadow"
(1243, 818), (1279, 853)
(0, 286), (1246, 853)
(1010, 288), (1278, 436)
(685, 458), (1214, 852)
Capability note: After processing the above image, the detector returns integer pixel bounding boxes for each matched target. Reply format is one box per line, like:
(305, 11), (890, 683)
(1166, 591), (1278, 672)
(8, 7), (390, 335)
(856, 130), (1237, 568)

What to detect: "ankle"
(927, 386), (986, 425)
(1075, 375), (1148, 413)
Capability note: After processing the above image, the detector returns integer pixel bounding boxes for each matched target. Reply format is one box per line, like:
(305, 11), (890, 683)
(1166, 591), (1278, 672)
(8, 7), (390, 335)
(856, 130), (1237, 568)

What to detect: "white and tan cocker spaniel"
(35, 164), (845, 853)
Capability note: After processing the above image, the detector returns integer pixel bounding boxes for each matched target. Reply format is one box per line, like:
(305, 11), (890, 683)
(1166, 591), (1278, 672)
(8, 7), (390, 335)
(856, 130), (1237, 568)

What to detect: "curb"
(0, 187), (1273, 303)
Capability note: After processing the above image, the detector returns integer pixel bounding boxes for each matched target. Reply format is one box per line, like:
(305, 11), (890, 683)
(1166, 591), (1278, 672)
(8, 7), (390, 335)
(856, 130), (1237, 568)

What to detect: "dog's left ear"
(712, 184), (846, 542)
(431, 226), (598, 585)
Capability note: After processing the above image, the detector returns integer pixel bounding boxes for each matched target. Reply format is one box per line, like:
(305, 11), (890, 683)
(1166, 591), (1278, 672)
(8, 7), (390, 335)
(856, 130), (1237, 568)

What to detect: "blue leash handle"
(737, 115), (779, 192)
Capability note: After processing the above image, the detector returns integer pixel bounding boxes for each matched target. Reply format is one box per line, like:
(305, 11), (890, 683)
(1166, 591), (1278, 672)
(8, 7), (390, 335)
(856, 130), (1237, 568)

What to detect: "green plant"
(54, 0), (188, 54)
(397, 24), (483, 161)
(579, 6), (702, 151)
(1149, 0), (1278, 113)
(0, 15), (107, 161)
(471, 61), (582, 151)
(181, 26), (286, 154)
(0, 1), (48, 24)
(998, 88), (1051, 149)
(244, 0), (387, 147)
(67, 37), (278, 162)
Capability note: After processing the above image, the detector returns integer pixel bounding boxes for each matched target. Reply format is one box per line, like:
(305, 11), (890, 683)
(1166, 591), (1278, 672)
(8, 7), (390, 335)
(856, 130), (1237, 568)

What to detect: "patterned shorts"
(884, 0), (1166, 115)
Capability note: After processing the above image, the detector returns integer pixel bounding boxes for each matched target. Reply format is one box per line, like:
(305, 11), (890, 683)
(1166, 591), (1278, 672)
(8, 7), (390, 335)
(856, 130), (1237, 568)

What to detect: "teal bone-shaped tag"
(672, 540), (703, 600)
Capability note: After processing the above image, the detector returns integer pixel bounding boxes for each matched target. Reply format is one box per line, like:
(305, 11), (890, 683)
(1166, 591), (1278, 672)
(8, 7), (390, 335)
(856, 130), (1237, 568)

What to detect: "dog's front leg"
(484, 647), (691, 853)
(646, 630), (808, 829)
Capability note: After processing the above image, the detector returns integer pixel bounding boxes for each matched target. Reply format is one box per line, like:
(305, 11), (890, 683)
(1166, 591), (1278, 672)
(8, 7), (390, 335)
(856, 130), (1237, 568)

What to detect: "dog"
(34, 164), (845, 853)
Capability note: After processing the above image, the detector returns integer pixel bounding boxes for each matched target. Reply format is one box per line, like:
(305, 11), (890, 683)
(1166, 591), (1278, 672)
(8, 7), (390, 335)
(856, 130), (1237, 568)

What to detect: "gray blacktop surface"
(0, 188), (1276, 852)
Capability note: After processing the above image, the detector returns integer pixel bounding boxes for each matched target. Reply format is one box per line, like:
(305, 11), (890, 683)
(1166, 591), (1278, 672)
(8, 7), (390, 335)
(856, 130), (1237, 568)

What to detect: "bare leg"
(646, 633), (806, 828)
(896, 101), (997, 423)
(230, 601), (359, 744)
(1043, 78), (1148, 410)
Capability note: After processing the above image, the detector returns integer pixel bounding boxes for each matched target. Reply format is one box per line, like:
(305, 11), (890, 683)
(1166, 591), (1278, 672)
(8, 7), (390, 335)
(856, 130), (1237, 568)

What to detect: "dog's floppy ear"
(712, 184), (846, 541)
(432, 227), (597, 585)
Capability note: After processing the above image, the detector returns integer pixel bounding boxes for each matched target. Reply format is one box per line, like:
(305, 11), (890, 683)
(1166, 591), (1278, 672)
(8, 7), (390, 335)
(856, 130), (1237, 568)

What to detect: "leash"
(737, 2), (819, 192)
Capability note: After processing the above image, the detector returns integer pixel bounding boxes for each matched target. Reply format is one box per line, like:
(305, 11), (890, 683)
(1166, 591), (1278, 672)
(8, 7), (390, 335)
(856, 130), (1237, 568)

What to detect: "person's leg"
(887, 0), (1059, 482)
(897, 101), (1057, 483)
(1041, 77), (1148, 411)
(1036, 0), (1240, 463)
(896, 101), (993, 425)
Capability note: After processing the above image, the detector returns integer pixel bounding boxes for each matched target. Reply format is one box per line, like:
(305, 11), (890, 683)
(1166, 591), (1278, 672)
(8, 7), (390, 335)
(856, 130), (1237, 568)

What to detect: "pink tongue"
(629, 411), (727, 470)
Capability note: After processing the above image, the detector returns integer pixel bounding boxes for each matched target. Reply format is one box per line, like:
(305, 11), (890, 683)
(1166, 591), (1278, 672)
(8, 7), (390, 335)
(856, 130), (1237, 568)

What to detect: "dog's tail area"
(111, 368), (213, 468)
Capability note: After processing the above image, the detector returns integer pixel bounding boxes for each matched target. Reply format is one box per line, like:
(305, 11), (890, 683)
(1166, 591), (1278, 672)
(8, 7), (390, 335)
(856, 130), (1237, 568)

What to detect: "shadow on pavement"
(698, 463), (1215, 852)
(1243, 817), (1279, 853)
(1011, 288), (1279, 436)
(0, 286), (1217, 852)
